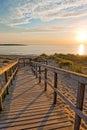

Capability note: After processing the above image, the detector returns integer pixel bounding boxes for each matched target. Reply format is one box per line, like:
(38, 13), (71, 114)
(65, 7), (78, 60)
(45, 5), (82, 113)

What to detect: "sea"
(0, 43), (87, 55)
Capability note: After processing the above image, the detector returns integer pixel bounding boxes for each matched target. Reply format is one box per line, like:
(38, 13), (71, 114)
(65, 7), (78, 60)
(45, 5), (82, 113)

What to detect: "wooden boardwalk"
(0, 66), (73, 130)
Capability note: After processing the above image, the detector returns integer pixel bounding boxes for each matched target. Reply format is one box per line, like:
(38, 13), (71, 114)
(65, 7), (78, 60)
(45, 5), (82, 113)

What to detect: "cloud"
(22, 26), (64, 33)
(0, 0), (87, 26)
(10, 19), (30, 27)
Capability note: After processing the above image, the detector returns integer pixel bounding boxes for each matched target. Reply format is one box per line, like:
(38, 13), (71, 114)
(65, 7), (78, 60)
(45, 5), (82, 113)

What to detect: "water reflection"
(0, 44), (87, 55)
(78, 44), (84, 55)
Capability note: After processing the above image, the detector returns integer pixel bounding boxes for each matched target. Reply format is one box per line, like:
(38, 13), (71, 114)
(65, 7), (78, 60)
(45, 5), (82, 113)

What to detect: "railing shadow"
(0, 90), (45, 129)
(38, 104), (55, 130)
(15, 77), (36, 88)
(12, 83), (39, 101)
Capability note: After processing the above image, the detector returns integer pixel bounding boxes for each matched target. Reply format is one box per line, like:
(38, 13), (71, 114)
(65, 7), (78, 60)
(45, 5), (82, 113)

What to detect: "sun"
(76, 31), (87, 42)
(78, 44), (84, 55)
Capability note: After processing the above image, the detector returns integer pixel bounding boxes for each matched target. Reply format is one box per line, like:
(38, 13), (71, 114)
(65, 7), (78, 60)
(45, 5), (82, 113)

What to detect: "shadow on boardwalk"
(0, 66), (73, 130)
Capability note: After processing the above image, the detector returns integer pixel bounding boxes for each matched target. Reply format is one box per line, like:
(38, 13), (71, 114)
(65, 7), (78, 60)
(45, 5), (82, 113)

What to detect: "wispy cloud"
(0, 0), (87, 26)
(22, 26), (64, 33)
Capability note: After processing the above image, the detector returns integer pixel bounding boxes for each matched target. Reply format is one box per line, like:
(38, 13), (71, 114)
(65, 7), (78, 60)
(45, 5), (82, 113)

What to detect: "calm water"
(0, 44), (87, 55)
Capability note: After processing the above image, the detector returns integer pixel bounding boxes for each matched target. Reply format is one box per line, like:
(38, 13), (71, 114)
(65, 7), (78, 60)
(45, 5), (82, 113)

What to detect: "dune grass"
(34, 53), (87, 74)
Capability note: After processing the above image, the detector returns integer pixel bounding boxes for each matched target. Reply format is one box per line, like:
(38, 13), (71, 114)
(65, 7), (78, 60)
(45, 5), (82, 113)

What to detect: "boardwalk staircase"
(0, 58), (87, 130)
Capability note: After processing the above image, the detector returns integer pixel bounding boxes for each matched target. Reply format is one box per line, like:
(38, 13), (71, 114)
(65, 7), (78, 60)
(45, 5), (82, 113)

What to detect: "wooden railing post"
(14, 65), (16, 77)
(16, 64), (18, 74)
(0, 96), (3, 111)
(13, 66), (15, 80)
(33, 64), (35, 75)
(29, 58), (31, 66)
(5, 71), (8, 83)
(31, 63), (33, 72)
(39, 66), (41, 83)
(5, 71), (9, 94)
(53, 72), (57, 104)
(35, 65), (38, 78)
(23, 59), (25, 67)
(10, 68), (13, 85)
(44, 68), (47, 91)
(74, 83), (85, 130)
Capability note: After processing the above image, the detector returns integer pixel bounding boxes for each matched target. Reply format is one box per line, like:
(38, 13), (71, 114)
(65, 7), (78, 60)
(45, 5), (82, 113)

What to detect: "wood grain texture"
(0, 66), (73, 130)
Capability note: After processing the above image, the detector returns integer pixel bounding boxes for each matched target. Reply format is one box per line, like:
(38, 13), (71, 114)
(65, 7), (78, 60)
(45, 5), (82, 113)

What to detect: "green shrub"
(71, 64), (82, 73)
(34, 53), (84, 74)
(59, 60), (73, 68)
(48, 55), (62, 63)
(33, 53), (48, 61)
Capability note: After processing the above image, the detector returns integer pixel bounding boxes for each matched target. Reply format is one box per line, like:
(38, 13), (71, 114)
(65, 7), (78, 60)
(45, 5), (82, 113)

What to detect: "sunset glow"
(0, 1), (87, 44)
(77, 31), (87, 43)
(78, 44), (84, 55)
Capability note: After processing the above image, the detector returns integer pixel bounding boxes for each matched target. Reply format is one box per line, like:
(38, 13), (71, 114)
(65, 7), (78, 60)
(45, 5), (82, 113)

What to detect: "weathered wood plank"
(0, 66), (73, 130)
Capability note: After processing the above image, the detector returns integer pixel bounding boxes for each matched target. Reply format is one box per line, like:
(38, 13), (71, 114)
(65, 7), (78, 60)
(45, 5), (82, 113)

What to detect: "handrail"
(0, 58), (86, 130)
(0, 60), (18, 75)
(31, 61), (87, 84)
(0, 60), (18, 111)
(0, 67), (18, 97)
(31, 61), (87, 130)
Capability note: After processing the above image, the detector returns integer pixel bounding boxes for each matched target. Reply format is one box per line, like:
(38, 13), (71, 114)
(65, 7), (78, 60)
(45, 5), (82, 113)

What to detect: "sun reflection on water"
(78, 44), (84, 55)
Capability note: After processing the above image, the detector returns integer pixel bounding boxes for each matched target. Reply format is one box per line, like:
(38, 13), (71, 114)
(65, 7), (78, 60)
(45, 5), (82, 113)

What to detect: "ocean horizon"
(0, 43), (87, 55)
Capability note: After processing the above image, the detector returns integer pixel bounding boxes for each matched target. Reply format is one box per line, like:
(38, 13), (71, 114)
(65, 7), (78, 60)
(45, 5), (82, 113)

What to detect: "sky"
(0, 0), (87, 44)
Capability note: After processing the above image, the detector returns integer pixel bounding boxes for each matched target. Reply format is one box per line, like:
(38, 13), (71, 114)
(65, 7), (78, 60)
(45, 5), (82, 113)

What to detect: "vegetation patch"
(34, 53), (86, 74)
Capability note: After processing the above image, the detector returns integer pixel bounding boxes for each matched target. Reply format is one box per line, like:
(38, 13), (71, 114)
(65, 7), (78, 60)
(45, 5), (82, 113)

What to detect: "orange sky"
(0, 1), (87, 44)
(0, 32), (79, 44)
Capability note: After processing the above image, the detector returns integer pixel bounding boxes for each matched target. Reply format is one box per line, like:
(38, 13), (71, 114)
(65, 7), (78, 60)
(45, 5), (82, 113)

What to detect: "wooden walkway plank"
(0, 66), (73, 130)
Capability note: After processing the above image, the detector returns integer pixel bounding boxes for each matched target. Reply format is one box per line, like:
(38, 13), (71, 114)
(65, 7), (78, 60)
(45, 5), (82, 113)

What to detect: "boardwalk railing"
(30, 61), (87, 130)
(18, 58), (32, 68)
(0, 60), (18, 111)
(0, 57), (87, 130)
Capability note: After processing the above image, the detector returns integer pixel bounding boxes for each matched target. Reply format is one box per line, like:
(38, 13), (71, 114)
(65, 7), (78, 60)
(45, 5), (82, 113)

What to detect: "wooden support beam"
(13, 66), (15, 80)
(0, 96), (3, 111)
(39, 66), (41, 83)
(74, 83), (85, 130)
(5, 71), (8, 83)
(10, 68), (13, 85)
(7, 86), (9, 95)
(34, 64), (35, 75)
(35, 65), (38, 78)
(53, 72), (57, 104)
(29, 58), (31, 66)
(44, 68), (47, 91)
(5, 71), (9, 94)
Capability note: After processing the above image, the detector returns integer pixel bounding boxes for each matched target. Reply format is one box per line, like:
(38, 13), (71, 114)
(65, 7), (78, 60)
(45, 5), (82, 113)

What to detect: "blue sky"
(0, 0), (87, 44)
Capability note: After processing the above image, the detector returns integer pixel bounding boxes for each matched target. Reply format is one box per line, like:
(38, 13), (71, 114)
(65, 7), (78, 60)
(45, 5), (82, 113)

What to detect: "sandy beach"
(0, 56), (87, 129)
(40, 59), (87, 130)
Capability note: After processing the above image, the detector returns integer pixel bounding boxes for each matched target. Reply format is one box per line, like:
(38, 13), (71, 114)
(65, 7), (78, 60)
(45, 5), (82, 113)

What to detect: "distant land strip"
(0, 44), (26, 46)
